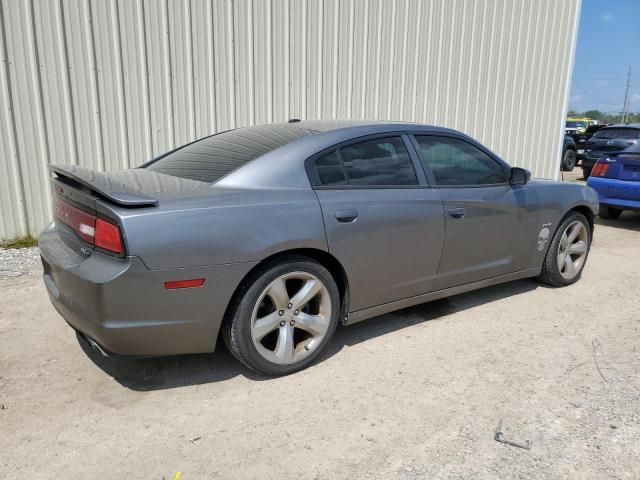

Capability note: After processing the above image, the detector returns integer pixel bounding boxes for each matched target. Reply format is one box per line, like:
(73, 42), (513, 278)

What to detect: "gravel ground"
(1, 212), (639, 479)
(0, 247), (41, 277)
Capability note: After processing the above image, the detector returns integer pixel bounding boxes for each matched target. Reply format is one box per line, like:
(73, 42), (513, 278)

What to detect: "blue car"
(587, 141), (640, 219)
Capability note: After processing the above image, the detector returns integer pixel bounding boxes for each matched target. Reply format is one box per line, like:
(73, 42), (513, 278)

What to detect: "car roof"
(273, 119), (458, 134)
(600, 124), (640, 129)
(216, 120), (475, 189)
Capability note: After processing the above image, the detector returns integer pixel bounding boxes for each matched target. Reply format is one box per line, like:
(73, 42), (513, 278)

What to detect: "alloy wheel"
(250, 271), (332, 365)
(557, 220), (589, 280)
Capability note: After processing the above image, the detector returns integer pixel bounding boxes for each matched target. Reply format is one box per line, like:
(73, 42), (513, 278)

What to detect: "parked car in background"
(582, 125), (640, 179)
(587, 142), (640, 219)
(39, 120), (599, 376)
(569, 124), (607, 163)
(565, 118), (591, 135)
(561, 134), (577, 171)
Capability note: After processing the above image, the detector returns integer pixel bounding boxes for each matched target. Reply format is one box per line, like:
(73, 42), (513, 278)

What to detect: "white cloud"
(631, 94), (640, 104)
(601, 13), (615, 22)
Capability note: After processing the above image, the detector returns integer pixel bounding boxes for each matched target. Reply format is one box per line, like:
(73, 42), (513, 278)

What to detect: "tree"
(583, 110), (604, 121)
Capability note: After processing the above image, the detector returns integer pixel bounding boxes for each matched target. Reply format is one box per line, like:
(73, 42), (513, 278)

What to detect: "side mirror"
(509, 167), (531, 186)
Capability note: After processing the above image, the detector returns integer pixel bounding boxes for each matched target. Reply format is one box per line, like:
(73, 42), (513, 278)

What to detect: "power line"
(573, 69), (629, 76)
(572, 81), (623, 106)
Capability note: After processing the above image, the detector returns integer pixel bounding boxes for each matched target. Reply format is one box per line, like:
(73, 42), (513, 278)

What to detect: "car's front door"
(309, 134), (445, 312)
(411, 134), (539, 291)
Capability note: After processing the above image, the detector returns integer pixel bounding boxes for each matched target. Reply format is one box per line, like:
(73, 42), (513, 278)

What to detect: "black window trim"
(305, 132), (429, 189)
(407, 132), (512, 189)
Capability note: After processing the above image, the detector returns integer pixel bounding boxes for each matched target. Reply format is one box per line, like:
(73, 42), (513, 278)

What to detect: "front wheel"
(599, 205), (622, 219)
(538, 212), (591, 287)
(223, 256), (340, 376)
(561, 149), (576, 171)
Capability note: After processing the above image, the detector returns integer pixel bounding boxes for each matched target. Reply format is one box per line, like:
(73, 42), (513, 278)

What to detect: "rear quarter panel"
(111, 187), (328, 270)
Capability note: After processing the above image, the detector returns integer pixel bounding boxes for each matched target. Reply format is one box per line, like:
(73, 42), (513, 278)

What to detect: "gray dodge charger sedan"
(40, 120), (599, 376)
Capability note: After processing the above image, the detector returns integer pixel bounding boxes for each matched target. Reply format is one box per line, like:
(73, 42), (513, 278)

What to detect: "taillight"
(53, 195), (124, 255)
(53, 195), (96, 243)
(95, 218), (123, 254)
(591, 162), (609, 177)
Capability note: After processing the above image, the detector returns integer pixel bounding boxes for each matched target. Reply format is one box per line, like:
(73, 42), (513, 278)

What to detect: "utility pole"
(620, 66), (631, 124)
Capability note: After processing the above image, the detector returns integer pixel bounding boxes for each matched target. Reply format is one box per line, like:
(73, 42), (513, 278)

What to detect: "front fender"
(527, 180), (598, 266)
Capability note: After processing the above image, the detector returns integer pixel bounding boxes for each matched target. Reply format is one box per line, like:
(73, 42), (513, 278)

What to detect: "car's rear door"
(309, 134), (445, 312)
(410, 134), (539, 291)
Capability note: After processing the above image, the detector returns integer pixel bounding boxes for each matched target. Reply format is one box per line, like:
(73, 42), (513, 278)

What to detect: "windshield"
(566, 121), (587, 129)
(593, 128), (640, 140)
(146, 124), (314, 182)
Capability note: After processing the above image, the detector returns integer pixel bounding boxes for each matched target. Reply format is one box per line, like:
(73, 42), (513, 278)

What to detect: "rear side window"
(146, 125), (314, 182)
(593, 128), (640, 140)
(414, 136), (507, 186)
(315, 151), (348, 186)
(315, 137), (417, 187)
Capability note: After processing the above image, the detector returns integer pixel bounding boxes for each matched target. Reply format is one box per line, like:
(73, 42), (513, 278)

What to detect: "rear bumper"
(39, 223), (254, 356)
(586, 177), (640, 211)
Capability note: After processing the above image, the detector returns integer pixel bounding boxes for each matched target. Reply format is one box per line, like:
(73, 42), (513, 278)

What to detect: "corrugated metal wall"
(0, 0), (580, 239)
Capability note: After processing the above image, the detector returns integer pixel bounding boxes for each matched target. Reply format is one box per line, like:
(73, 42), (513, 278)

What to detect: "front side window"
(414, 136), (507, 186)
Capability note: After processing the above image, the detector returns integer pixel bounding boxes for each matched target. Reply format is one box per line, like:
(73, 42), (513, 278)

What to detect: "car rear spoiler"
(49, 164), (158, 207)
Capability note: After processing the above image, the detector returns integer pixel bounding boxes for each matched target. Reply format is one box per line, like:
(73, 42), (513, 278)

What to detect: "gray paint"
(40, 121), (599, 356)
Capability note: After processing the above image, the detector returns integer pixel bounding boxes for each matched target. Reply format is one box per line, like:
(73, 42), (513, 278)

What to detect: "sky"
(568, 0), (640, 114)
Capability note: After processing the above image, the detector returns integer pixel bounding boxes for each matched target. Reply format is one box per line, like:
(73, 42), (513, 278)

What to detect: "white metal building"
(0, 0), (581, 239)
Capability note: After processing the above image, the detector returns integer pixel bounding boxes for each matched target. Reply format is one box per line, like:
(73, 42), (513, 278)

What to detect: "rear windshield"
(623, 142), (640, 154)
(593, 128), (640, 140)
(146, 124), (314, 182)
(566, 121), (587, 128)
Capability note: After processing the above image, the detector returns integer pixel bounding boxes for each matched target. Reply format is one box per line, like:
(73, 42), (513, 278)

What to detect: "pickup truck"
(561, 134), (577, 172)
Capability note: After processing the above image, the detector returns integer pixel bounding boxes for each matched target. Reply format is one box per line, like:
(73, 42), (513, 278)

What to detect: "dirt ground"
(1, 208), (639, 479)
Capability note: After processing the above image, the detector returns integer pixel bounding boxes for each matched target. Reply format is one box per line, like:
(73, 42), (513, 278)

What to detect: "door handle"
(448, 207), (466, 219)
(335, 209), (358, 223)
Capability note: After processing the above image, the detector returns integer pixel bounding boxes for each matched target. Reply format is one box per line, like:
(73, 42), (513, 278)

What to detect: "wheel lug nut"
(288, 303), (293, 309)
(279, 321), (286, 327)
(294, 310), (299, 315)
(278, 310), (284, 316)
(290, 320), (295, 326)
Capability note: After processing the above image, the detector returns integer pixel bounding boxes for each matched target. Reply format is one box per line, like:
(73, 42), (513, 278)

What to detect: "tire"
(223, 255), (340, 376)
(581, 166), (592, 179)
(599, 205), (622, 219)
(561, 149), (577, 171)
(538, 212), (591, 287)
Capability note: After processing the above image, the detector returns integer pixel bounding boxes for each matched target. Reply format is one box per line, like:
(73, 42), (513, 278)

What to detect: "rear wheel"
(538, 212), (591, 287)
(223, 256), (340, 376)
(561, 149), (576, 171)
(581, 166), (592, 179)
(599, 205), (622, 219)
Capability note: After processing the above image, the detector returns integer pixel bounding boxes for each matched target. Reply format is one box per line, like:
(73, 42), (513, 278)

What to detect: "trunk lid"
(616, 153), (640, 181)
(49, 164), (213, 257)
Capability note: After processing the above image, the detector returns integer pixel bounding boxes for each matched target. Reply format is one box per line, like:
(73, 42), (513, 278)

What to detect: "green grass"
(0, 235), (38, 249)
